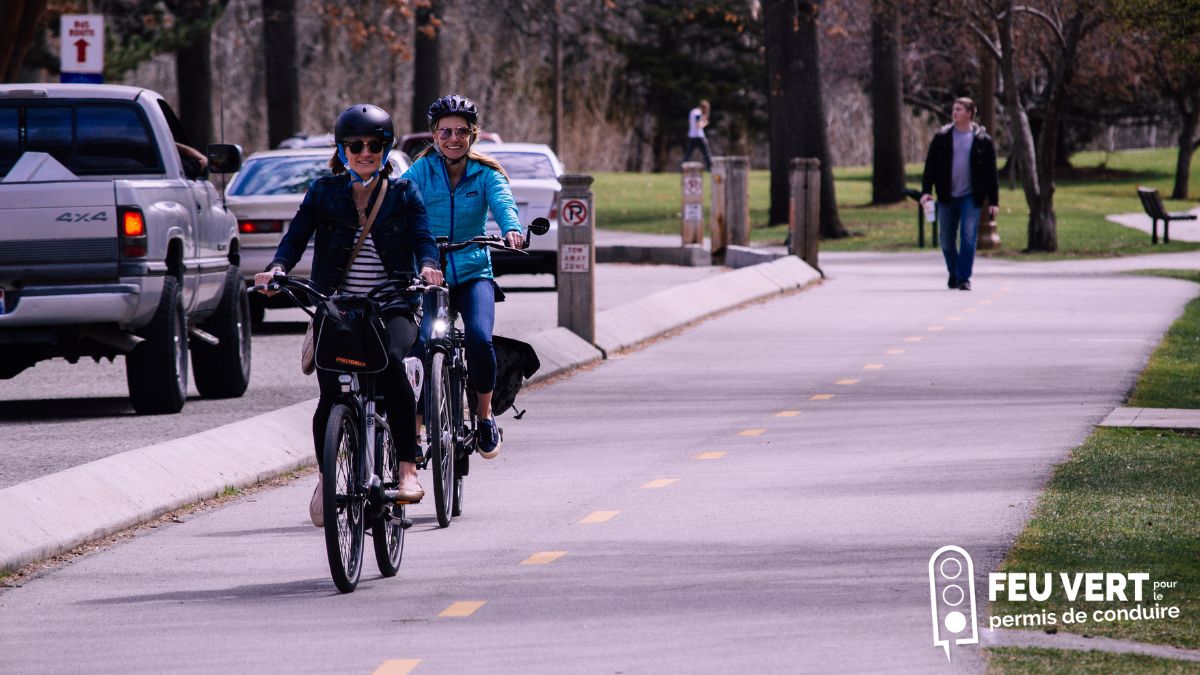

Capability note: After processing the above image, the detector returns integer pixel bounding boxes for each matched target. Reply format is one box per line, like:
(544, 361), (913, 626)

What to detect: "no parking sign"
(560, 198), (589, 226)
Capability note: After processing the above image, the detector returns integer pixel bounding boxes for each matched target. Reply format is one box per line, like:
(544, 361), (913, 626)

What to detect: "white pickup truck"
(0, 83), (250, 414)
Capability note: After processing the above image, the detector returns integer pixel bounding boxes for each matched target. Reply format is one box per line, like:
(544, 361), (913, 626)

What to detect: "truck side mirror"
(207, 144), (243, 174)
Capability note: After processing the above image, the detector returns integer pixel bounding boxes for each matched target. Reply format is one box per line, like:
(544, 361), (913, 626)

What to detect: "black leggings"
(312, 311), (420, 467)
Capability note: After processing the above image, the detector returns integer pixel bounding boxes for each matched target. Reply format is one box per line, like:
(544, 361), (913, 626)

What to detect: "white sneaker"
(309, 475), (323, 527)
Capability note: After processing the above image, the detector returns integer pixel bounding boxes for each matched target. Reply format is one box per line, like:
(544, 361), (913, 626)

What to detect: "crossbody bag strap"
(341, 179), (389, 286)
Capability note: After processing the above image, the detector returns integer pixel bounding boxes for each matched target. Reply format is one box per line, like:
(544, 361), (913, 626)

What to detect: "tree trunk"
(551, 0), (563, 158)
(412, 0), (441, 133)
(262, 0), (299, 149)
(176, 29), (212, 149)
(997, 2), (1048, 252)
(978, 42), (996, 135)
(790, 1), (846, 238)
(869, 0), (906, 205)
(1171, 92), (1200, 200)
(0, 1), (47, 82)
(764, 0), (791, 226)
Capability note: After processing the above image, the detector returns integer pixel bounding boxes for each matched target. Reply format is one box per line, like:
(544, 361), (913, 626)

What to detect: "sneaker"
(958, 280), (972, 291)
(309, 475), (323, 527)
(477, 416), (502, 459)
(947, 275), (958, 289)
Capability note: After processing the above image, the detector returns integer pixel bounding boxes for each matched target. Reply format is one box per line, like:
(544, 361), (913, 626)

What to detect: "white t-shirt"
(688, 107), (705, 139)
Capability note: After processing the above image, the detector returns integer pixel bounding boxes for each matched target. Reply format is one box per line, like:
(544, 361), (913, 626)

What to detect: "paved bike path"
(0, 250), (1195, 673)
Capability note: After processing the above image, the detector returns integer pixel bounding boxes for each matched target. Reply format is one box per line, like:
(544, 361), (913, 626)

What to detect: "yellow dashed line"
(696, 451), (727, 460)
(905, 336), (924, 342)
(580, 510), (620, 523)
(978, 299), (992, 305)
(521, 551), (568, 565)
(372, 660), (421, 675)
(775, 410), (800, 417)
(946, 316), (962, 321)
(928, 325), (945, 331)
(887, 349), (905, 355)
(963, 307), (978, 313)
(642, 478), (679, 489)
(739, 428), (766, 436)
(837, 379), (859, 385)
(810, 394), (835, 401)
(863, 364), (883, 370)
(440, 601), (486, 618)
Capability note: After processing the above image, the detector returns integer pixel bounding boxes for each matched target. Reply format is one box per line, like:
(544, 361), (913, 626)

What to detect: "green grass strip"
(988, 647), (1200, 673)
(1127, 271), (1200, 409)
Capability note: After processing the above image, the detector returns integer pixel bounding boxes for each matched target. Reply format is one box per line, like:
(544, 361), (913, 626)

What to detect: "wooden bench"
(1138, 187), (1197, 244)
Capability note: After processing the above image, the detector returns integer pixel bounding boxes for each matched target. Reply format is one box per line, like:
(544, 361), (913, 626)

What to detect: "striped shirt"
(340, 228), (389, 295)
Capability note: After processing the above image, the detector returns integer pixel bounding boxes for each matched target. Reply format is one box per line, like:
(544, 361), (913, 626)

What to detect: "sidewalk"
(0, 248), (820, 573)
(1106, 207), (1200, 242)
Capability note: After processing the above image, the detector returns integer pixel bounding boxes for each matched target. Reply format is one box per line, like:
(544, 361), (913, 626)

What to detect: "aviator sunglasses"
(436, 126), (472, 140)
(343, 139), (386, 154)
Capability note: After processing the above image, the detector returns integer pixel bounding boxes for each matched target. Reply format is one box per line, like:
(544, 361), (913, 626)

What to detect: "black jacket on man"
(921, 123), (999, 208)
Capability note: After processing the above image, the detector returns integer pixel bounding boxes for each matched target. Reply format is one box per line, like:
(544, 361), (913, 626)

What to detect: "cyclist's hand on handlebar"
(253, 267), (285, 296)
(420, 265), (444, 287)
(504, 231), (524, 249)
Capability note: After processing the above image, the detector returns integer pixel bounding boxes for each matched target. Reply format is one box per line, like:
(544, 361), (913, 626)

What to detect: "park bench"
(1137, 187), (1196, 244)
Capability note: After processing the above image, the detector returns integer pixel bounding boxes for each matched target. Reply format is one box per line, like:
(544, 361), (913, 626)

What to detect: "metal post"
(789, 157), (820, 269)
(556, 174), (595, 343)
(681, 161), (704, 245)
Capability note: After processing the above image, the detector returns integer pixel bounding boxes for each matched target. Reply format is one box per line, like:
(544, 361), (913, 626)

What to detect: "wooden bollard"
(681, 161), (704, 245)
(789, 157), (820, 270)
(710, 157), (728, 261)
(556, 174), (595, 343)
(725, 156), (750, 247)
(977, 209), (1001, 250)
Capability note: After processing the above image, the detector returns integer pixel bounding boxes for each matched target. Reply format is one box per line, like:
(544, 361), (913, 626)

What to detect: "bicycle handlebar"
(251, 274), (434, 311)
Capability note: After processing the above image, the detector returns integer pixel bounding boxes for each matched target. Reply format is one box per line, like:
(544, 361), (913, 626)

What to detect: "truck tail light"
(119, 207), (148, 258)
(549, 192), (559, 221)
(239, 219), (284, 234)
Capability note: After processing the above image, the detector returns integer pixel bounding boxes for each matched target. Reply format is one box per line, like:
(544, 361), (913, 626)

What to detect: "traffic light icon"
(928, 545), (979, 662)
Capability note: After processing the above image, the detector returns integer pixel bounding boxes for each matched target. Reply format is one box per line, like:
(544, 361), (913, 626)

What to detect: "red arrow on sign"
(74, 39), (89, 63)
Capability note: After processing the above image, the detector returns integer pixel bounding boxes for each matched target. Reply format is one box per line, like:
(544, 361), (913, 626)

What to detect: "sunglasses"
(435, 126), (472, 140)
(343, 139), (386, 154)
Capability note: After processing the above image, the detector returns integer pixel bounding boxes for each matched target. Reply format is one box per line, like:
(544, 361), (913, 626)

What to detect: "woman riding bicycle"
(403, 94), (522, 459)
(255, 103), (443, 525)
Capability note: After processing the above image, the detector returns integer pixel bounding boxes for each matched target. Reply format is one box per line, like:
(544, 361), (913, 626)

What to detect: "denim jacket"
(402, 154), (521, 288)
(269, 173), (439, 293)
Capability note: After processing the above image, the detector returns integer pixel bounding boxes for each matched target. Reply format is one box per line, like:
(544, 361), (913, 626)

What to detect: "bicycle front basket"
(314, 295), (390, 373)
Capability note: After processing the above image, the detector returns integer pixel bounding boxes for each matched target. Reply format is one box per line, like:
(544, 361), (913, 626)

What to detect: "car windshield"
(228, 155), (332, 196)
(487, 152), (557, 180)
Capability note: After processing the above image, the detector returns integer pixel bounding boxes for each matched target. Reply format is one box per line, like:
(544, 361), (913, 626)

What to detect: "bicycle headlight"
(433, 318), (449, 336)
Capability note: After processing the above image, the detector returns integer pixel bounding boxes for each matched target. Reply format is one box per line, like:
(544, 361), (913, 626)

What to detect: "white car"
(224, 147), (409, 321)
(479, 142), (563, 278)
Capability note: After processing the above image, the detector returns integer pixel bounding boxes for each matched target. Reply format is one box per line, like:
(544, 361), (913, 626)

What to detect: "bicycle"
(256, 273), (427, 593)
(420, 218), (550, 527)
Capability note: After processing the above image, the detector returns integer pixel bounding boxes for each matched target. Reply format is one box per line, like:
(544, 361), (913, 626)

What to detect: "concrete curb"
(596, 244), (711, 266)
(594, 256), (820, 355)
(0, 255), (818, 573)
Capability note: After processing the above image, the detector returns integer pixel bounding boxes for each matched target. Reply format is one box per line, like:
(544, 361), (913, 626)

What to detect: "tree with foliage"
(764, 0), (846, 238)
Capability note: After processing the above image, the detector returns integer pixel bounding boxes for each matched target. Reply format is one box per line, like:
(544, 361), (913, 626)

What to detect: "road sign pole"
(557, 174), (595, 343)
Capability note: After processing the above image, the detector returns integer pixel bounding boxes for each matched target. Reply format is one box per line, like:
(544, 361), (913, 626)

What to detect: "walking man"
(920, 97), (999, 291)
(683, 100), (713, 171)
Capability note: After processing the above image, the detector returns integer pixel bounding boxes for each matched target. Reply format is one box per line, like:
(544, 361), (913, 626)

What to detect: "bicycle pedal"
(399, 518), (413, 529)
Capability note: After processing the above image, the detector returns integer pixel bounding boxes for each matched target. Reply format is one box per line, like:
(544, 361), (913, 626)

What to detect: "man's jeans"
(937, 193), (982, 282)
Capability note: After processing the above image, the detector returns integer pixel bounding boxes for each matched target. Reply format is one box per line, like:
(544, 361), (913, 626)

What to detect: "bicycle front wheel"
(428, 352), (455, 527)
(372, 417), (404, 576)
(323, 403), (365, 593)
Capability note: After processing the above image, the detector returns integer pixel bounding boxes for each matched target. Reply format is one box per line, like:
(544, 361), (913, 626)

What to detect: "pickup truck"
(0, 83), (250, 414)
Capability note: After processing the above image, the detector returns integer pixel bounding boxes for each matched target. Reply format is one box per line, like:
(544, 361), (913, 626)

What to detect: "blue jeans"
(938, 194), (982, 282)
(417, 278), (497, 395)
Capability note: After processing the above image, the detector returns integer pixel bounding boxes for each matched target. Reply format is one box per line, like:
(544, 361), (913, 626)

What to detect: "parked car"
(399, 130), (503, 159)
(224, 147), (409, 321)
(477, 142), (563, 279)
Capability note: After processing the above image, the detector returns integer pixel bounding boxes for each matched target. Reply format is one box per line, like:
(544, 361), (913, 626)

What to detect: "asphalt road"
(0, 265), (724, 489)
(1, 251), (1194, 673)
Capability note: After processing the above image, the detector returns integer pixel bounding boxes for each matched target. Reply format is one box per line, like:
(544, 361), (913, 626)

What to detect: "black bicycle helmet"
(334, 103), (395, 142)
(426, 94), (479, 128)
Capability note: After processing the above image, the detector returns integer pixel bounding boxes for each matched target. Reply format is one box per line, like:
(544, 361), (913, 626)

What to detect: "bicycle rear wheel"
(427, 352), (455, 527)
(323, 403), (365, 593)
(372, 417), (404, 576)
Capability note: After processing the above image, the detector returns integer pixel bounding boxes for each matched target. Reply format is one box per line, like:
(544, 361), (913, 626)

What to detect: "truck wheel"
(193, 266), (252, 398)
(126, 275), (189, 414)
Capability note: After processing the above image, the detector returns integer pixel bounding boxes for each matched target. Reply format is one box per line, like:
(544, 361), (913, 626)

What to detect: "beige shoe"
(395, 464), (424, 504)
(309, 475), (323, 527)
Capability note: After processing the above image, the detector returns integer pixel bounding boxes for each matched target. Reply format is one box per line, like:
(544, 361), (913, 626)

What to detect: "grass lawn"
(591, 148), (1200, 259)
(987, 272), (1200, 672)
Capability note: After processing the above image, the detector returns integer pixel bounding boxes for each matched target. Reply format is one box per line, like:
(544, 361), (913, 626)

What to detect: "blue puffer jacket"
(402, 153), (521, 288)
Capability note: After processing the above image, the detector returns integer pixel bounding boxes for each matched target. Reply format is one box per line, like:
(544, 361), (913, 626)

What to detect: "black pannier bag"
(488, 335), (541, 416)
(314, 294), (390, 373)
